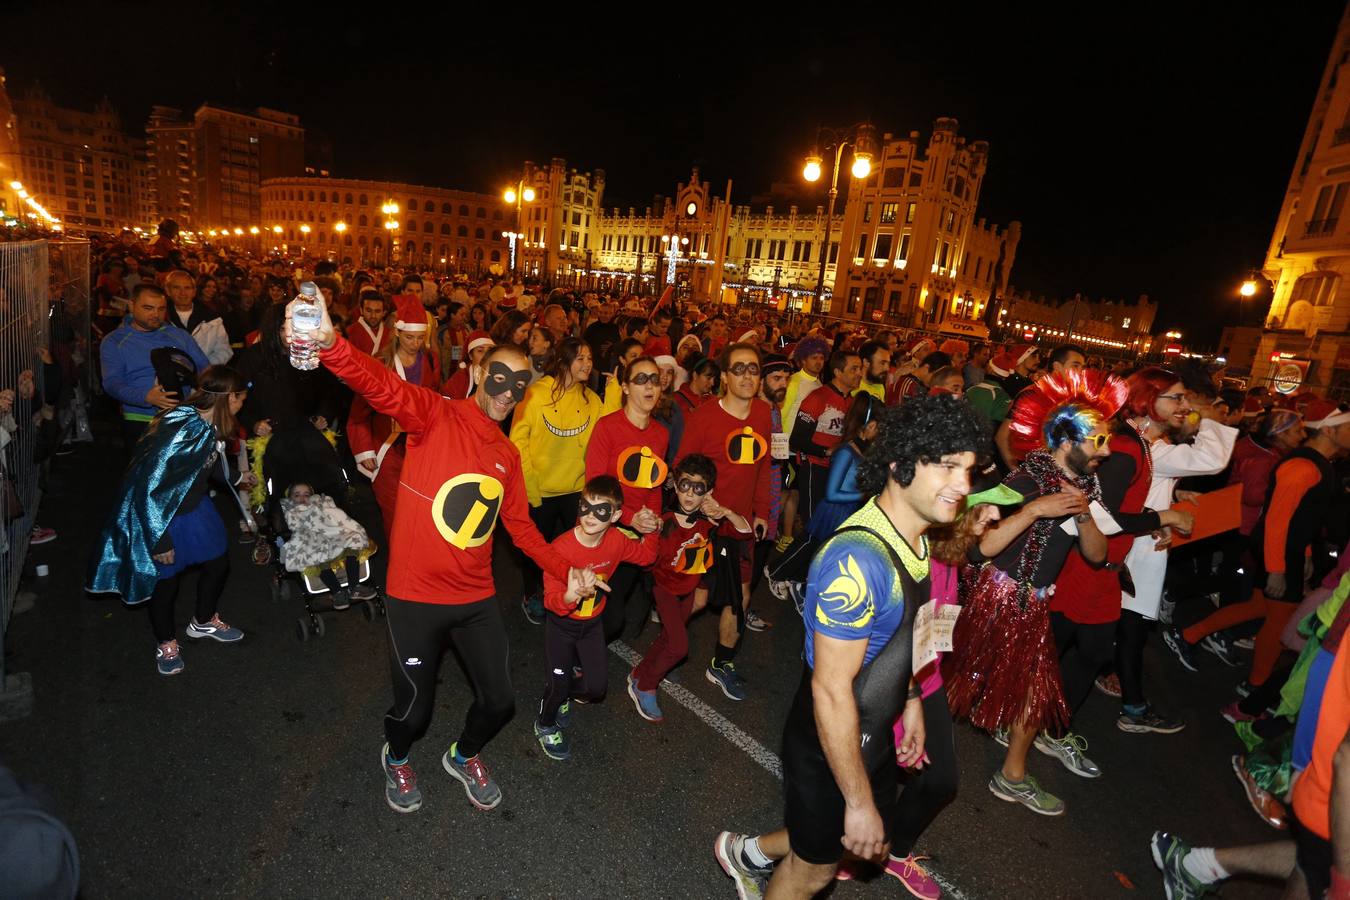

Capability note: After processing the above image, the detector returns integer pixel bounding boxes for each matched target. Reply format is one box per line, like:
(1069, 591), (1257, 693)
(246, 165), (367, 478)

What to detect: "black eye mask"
(483, 361), (531, 402)
(577, 499), (615, 522)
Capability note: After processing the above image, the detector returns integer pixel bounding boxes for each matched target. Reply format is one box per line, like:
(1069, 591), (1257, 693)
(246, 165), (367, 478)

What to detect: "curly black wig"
(856, 394), (989, 494)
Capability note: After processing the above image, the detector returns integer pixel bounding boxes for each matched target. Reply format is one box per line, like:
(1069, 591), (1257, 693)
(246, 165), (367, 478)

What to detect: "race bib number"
(770, 432), (790, 460)
(912, 601), (961, 673)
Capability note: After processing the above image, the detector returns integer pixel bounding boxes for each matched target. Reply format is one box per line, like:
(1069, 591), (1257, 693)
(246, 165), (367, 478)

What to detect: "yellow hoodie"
(510, 375), (603, 506)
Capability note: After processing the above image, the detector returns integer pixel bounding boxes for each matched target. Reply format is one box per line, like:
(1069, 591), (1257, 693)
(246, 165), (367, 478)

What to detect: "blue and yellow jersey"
(802, 498), (928, 669)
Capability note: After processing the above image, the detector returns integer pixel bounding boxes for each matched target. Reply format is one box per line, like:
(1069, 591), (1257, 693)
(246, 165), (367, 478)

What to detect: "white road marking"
(608, 641), (972, 900)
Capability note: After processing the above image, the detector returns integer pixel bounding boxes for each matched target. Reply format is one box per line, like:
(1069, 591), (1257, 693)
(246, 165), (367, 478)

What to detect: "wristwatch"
(1074, 513), (1092, 523)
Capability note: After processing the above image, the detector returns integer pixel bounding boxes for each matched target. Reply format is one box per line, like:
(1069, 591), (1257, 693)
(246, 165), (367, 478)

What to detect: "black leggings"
(383, 595), (513, 761)
(520, 493), (579, 598)
(600, 562), (647, 643)
(1116, 608), (1151, 708)
(800, 463), (829, 526)
(767, 536), (820, 584)
(318, 554), (361, 592)
(1051, 612), (1116, 722)
(148, 553), (229, 643)
(889, 689), (959, 856)
(539, 614), (608, 727)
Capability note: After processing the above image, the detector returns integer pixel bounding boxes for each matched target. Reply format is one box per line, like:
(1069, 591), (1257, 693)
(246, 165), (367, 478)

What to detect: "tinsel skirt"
(945, 566), (1070, 733)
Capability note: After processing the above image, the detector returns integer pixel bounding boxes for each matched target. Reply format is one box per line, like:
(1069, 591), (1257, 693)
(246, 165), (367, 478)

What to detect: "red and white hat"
(1011, 343), (1039, 366)
(464, 330), (493, 357)
(1242, 396), (1264, 418)
(1304, 398), (1350, 429)
(393, 294), (428, 332)
(988, 352), (1016, 378)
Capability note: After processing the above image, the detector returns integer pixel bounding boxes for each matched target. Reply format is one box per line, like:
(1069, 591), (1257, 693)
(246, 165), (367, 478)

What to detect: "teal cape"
(86, 406), (218, 604)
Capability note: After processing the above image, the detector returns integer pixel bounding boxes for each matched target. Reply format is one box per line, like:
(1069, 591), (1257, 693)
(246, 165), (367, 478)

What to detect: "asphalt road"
(0, 430), (1290, 899)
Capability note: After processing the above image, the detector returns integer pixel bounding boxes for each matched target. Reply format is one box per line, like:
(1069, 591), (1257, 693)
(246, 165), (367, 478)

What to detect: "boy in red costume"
(283, 294), (596, 816)
(533, 476), (658, 761)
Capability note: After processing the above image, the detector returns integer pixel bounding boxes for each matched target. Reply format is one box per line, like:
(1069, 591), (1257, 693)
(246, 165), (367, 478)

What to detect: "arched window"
(307, 191), (315, 202)
(440, 223), (451, 235)
(358, 235), (367, 247)
(359, 194), (368, 205)
(345, 193), (353, 204)
(318, 232), (326, 244)
(474, 247), (484, 260)
(458, 245), (467, 259)
(407, 221), (418, 233)
(358, 214), (368, 226)
(408, 199), (419, 211)
(372, 236), (382, 250)
(476, 207), (486, 218)
(459, 204), (469, 216)
(439, 243), (448, 257)
(422, 241), (432, 255)
(441, 202), (452, 214)
(490, 250), (501, 262)
(319, 191), (327, 203)
(457, 225), (468, 237)
(475, 227), (485, 239)
(344, 234), (353, 246)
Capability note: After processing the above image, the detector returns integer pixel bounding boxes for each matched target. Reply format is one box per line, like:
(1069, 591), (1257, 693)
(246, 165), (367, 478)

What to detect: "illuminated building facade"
(997, 291), (1157, 354)
(515, 159), (605, 280)
(260, 177), (509, 270)
(1254, 3), (1350, 398)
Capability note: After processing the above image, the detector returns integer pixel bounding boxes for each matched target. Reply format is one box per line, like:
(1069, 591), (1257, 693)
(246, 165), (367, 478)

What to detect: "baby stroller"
(261, 454), (386, 641)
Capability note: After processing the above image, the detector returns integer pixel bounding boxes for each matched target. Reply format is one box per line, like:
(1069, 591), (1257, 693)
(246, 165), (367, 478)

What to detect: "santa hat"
(1011, 343), (1039, 366)
(653, 354), (678, 371)
(907, 337), (936, 360)
(498, 294), (518, 310)
(988, 353), (1016, 378)
(461, 330), (493, 367)
(1304, 398), (1350, 430)
(1242, 396), (1264, 418)
(393, 294), (428, 332)
(735, 329), (759, 345)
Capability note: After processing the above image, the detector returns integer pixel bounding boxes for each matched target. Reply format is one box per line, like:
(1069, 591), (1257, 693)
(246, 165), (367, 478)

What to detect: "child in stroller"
(275, 481), (379, 627)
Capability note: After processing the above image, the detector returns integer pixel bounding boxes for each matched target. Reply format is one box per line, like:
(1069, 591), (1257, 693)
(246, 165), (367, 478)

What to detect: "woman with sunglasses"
(511, 337), (603, 624)
(766, 392), (882, 600)
(585, 356), (668, 640)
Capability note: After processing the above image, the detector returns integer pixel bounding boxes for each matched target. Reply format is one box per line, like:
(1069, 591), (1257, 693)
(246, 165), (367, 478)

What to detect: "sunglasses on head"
(676, 478), (709, 496)
(577, 499), (615, 522)
(727, 362), (760, 377)
(627, 372), (660, 386)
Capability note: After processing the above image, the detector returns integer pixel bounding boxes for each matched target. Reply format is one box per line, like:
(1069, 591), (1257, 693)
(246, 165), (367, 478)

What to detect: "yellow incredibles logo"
(618, 445), (669, 490)
(725, 426), (767, 465)
(674, 535), (714, 575)
(432, 473), (504, 549)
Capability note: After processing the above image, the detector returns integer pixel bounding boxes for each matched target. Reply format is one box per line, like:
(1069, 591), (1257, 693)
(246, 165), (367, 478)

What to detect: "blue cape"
(86, 406), (219, 604)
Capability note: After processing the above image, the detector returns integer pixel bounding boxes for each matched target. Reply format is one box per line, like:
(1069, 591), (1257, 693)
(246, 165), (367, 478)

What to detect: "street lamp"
(801, 123), (878, 313)
(503, 181), (536, 277)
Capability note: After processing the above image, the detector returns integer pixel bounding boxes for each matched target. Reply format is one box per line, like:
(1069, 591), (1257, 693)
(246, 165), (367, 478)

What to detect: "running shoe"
(1034, 732), (1102, 778)
(351, 584), (378, 601)
(30, 525), (56, 545)
(627, 672), (664, 722)
(786, 581), (806, 616)
(1118, 705), (1185, 734)
(331, 588), (351, 611)
(706, 661), (747, 701)
(988, 771), (1065, 816)
(1158, 592), (1176, 625)
(381, 742), (422, 813)
(713, 831), (773, 900)
(745, 609), (771, 632)
(1161, 626), (1198, 672)
(185, 614), (244, 643)
(555, 699), (572, 729)
(764, 567), (792, 601)
(1234, 680), (1253, 698)
(1151, 830), (1217, 899)
(1220, 701), (1258, 725)
(521, 592), (545, 625)
(1233, 636), (1255, 651)
(884, 854), (942, 900)
(991, 727), (1010, 748)
(1095, 673), (1122, 698)
(155, 640), (184, 676)
(442, 743), (502, 810)
(1200, 633), (1242, 667)
(533, 720), (571, 761)
(1231, 754), (1286, 830)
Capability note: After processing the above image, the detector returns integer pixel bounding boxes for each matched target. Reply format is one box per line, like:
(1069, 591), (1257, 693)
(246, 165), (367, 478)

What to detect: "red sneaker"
(884, 854), (942, 899)
(30, 526), (56, 545)
(1221, 701), (1258, 724)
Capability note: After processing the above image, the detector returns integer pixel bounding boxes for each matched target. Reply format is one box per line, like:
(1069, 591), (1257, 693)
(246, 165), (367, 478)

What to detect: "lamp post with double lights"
(801, 123), (878, 317)
(503, 182), (536, 278)
(660, 233), (689, 290)
(381, 201), (400, 266)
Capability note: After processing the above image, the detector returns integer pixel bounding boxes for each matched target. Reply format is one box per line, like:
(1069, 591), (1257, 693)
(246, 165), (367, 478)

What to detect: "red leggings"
(1182, 590), (1296, 686)
(633, 585), (696, 692)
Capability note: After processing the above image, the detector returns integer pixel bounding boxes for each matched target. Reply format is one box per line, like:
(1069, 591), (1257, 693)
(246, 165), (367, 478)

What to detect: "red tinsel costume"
(945, 369), (1127, 731)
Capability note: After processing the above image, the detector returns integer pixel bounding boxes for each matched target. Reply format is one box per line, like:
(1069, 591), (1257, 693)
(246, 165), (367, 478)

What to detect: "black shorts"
(1291, 812), (1332, 898)
(781, 668), (898, 866)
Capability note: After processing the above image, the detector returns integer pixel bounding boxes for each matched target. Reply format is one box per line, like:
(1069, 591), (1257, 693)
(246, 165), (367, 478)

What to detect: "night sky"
(6, 2), (1344, 344)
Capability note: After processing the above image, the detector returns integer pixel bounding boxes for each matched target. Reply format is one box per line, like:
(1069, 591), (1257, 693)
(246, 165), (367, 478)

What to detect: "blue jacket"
(99, 319), (211, 419)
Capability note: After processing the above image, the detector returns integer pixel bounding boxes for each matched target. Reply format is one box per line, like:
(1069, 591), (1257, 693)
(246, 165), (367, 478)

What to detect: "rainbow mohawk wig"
(1008, 368), (1129, 455)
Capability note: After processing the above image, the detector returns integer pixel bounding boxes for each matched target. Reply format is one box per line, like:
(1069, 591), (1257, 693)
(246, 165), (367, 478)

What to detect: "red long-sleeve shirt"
(543, 526), (658, 620)
(654, 512), (716, 596)
(680, 396), (773, 536)
(584, 409), (670, 525)
(319, 337), (569, 604)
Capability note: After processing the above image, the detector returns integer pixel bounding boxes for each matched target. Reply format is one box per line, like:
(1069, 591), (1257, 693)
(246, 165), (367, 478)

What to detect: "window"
(847, 287), (861, 314)
(888, 290), (901, 313)
(906, 202), (916, 224)
(909, 172), (922, 188)
(458, 225), (468, 237)
(873, 233), (893, 260)
(863, 287), (879, 314)
(862, 202), (872, 224)
(359, 194), (368, 205)
(792, 241), (803, 262)
(307, 191), (315, 201)
(441, 202), (452, 214)
(345, 193), (353, 204)
(491, 250), (502, 262)
(407, 220), (418, 233)
(856, 234), (870, 260)
(358, 214), (368, 226)
(880, 202), (898, 224)
(474, 227), (485, 239)
(939, 241), (951, 269)
(459, 204), (469, 216)
(1309, 182), (1350, 234)
(898, 232), (912, 264)
(440, 223), (451, 235)
(883, 167), (905, 188)
(476, 207), (486, 218)
(829, 241), (839, 264)
(408, 199), (419, 211)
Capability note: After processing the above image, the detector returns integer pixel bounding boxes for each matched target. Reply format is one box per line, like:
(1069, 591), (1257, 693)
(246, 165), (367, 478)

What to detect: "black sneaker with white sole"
(1200, 632), (1242, 667)
(1161, 626), (1198, 672)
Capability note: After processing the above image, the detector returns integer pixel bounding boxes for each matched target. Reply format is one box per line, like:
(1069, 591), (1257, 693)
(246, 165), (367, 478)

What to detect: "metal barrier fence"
(0, 238), (90, 713)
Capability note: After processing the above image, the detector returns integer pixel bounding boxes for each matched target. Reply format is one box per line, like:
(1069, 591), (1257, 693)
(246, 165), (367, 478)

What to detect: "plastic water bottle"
(289, 282), (322, 370)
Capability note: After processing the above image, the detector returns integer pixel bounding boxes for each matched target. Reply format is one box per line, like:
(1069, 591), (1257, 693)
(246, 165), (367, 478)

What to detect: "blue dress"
(807, 443), (865, 541)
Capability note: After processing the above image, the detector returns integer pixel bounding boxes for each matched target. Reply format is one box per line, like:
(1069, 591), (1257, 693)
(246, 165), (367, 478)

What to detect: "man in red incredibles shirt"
(680, 342), (773, 701)
(283, 294), (597, 817)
